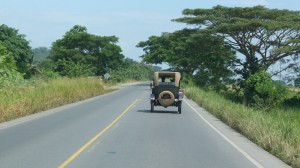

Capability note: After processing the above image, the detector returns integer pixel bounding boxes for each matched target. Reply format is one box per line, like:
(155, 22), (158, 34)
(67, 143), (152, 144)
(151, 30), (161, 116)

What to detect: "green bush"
(110, 61), (153, 83)
(55, 58), (95, 78)
(295, 78), (300, 87)
(193, 69), (232, 91)
(0, 44), (24, 88)
(221, 88), (244, 104)
(0, 67), (24, 87)
(284, 92), (300, 108)
(40, 70), (60, 79)
(245, 71), (288, 110)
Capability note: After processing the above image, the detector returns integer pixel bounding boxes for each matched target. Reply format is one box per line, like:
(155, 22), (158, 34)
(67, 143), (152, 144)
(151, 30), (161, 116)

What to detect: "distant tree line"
(0, 24), (153, 87)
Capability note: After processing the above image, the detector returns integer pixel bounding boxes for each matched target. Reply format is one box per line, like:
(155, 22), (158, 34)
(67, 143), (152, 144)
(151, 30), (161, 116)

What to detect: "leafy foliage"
(0, 44), (24, 88)
(245, 71), (288, 110)
(137, 29), (235, 88)
(175, 6), (300, 81)
(0, 44), (17, 70)
(55, 58), (95, 78)
(0, 24), (33, 76)
(295, 77), (300, 87)
(50, 25), (124, 76)
(110, 58), (153, 82)
(284, 92), (300, 108)
(33, 47), (51, 62)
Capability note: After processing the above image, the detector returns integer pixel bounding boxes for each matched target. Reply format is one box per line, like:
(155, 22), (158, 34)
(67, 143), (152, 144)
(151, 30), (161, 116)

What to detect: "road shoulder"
(184, 97), (291, 168)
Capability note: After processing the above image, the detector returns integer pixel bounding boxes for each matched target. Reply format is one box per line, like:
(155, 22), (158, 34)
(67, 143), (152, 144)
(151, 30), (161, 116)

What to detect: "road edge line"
(184, 99), (264, 168)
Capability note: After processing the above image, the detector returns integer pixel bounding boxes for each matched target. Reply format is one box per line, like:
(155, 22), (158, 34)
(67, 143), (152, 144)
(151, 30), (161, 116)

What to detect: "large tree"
(175, 6), (300, 81)
(137, 29), (235, 87)
(0, 24), (33, 76)
(50, 25), (124, 76)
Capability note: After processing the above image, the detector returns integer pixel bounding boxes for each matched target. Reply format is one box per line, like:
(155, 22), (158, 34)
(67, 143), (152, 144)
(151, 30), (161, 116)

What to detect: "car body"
(150, 71), (184, 113)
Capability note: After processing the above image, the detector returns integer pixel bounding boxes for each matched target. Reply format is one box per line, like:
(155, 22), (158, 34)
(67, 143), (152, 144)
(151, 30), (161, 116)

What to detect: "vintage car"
(150, 71), (184, 114)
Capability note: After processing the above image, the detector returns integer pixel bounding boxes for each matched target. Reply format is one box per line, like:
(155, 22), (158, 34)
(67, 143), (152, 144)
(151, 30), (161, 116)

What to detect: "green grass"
(0, 77), (108, 123)
(185, 86), (300, 168)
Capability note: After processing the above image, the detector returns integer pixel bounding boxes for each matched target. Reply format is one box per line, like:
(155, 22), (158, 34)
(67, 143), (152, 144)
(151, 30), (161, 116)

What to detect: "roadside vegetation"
(184, 83), (300, 167)
(0, 77), (106, 123)
(138, 6), (300, 167)
(0, 24), (153, 123)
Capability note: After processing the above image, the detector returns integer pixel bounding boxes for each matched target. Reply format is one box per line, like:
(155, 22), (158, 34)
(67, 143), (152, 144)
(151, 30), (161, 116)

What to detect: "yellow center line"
(58, 99), (140, 168)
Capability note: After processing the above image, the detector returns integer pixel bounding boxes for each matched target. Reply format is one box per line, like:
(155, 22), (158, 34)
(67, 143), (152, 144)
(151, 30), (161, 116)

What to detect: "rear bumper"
(150, 94), (182, 107)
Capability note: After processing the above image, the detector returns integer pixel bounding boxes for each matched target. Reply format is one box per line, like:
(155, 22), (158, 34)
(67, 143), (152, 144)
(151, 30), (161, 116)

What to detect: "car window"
(158, 76), (175, 85)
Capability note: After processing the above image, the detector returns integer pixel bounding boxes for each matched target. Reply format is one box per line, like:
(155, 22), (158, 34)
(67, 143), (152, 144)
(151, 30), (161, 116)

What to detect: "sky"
(0, 0), (299, 62)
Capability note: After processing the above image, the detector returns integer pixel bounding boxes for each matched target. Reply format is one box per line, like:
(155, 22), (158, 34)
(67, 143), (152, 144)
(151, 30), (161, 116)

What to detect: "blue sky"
(0, 0), (299, 62)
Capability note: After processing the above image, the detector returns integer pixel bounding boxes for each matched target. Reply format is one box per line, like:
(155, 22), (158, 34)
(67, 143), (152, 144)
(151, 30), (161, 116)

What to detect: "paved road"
(0, 83), (290, 168)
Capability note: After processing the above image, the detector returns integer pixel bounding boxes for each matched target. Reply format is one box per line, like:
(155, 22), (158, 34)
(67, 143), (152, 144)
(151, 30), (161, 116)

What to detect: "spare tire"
(158, 91), (175, 107)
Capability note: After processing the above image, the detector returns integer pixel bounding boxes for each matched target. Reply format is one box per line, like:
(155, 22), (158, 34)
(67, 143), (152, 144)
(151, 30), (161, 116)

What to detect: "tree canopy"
(175, 6), (300, 81)
(0, 24), (33, 76)
(137, 29), (235, 87)
(50, 25), (124, 76)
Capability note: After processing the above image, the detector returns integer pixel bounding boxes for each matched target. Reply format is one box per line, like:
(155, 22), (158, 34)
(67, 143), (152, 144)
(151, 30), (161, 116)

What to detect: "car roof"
(153, 71), (181, 87)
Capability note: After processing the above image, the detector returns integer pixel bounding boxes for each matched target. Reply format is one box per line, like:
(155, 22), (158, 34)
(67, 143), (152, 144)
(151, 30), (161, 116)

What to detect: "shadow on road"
(137, 109), (179, 114)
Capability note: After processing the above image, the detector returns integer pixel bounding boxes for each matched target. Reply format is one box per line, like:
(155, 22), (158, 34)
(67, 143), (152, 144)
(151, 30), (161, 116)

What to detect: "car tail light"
(150, 94), (155, 100)
(178, 90), (184, 100)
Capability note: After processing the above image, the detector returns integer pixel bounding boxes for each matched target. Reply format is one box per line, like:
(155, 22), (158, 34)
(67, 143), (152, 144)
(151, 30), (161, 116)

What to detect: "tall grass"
(0, 77), (107, 123)
(185, 86), (300, 168)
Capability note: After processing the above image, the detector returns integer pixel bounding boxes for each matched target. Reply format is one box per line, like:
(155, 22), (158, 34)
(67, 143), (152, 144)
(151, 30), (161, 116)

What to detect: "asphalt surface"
(0, 83), (290, 168)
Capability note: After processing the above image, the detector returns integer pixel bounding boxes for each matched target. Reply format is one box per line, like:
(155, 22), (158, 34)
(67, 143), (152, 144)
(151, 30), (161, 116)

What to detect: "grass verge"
(0, 77), (109, 123)
(185, 86), (300, 168)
